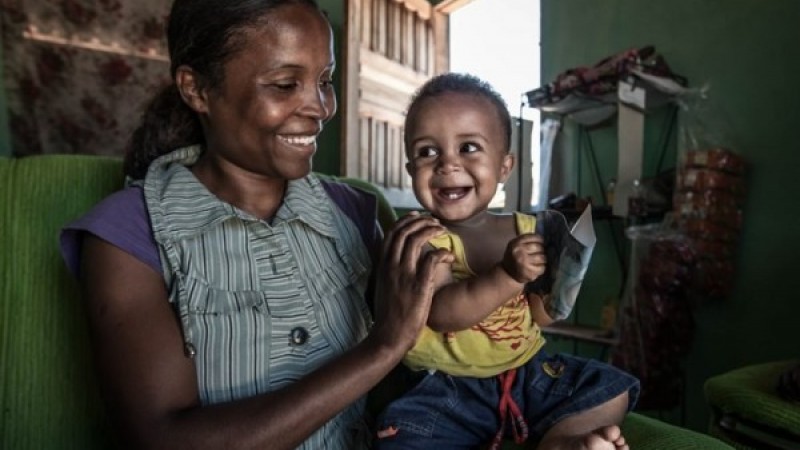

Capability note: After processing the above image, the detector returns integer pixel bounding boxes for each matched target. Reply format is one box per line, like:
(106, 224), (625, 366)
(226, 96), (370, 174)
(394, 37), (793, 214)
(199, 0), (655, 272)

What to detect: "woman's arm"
(427, 233), (546, 332)
(81, 214), (450, 450)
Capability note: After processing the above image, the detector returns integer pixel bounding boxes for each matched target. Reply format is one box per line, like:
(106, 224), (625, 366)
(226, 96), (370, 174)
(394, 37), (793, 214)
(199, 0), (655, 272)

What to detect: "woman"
(60, 0), (451, 448)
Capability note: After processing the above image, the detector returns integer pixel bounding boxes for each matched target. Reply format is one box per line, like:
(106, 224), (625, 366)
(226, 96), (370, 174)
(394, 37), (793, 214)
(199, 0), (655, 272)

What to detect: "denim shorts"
(374, 351), (640, 449)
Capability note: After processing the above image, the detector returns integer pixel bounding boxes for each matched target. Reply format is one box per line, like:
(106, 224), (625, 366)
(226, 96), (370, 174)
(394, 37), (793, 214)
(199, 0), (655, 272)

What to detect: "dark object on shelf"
(627, 169), (676, 224)
(549, 192), (577, 210)
(547, 193), (614, 223)
(548, 193), (587, 220)
(525, 46), (659, 108)
(523, 45), (687, 126)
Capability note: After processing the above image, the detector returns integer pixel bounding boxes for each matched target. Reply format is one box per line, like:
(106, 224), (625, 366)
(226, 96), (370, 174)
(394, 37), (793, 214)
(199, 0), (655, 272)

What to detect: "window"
(449, 0), (541, 210)
(341, 0), (449, 208)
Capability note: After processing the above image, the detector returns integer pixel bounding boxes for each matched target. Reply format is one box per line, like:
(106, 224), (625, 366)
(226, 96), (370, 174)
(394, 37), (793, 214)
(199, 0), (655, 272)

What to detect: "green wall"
(313, 0), (345, 175)
(542, 0), (800, 432)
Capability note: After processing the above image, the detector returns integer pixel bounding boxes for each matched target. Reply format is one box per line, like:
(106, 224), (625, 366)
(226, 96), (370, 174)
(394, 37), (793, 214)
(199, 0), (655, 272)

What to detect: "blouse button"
(289, 327), (310, 346)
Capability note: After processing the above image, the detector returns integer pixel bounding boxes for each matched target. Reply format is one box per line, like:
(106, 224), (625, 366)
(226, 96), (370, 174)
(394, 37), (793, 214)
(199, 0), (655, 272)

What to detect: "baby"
(375, 73), (639, 450)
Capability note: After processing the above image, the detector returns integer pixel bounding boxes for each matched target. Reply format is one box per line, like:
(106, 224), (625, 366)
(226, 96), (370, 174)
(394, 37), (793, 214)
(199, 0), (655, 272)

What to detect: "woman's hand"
(371, 212), (454, 352)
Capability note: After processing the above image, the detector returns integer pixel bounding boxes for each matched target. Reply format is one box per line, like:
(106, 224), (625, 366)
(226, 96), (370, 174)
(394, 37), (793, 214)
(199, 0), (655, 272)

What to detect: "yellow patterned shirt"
(403, 213), (546, 378)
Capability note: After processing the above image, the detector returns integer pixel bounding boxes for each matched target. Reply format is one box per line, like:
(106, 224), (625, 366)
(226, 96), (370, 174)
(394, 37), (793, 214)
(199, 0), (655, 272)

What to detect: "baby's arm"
(427, 233), (546, 332)
(527, 293), (556, 327)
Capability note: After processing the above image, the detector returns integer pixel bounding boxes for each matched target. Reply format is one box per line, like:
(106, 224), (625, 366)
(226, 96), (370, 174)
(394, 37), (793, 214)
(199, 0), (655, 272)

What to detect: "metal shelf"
(542, 322), (619, 347)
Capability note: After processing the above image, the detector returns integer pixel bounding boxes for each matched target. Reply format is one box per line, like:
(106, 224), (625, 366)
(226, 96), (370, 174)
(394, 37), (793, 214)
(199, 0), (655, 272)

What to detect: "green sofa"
(705, 360), (800, 449)
(0, 154), (732, 449)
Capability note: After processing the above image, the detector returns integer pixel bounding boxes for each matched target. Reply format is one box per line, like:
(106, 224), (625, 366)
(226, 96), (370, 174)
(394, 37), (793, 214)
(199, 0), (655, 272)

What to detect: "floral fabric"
(2, 0), (171, 156)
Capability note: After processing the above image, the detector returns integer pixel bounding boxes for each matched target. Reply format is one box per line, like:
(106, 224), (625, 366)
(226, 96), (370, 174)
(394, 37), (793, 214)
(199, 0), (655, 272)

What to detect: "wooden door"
(342, 0), (461, 205)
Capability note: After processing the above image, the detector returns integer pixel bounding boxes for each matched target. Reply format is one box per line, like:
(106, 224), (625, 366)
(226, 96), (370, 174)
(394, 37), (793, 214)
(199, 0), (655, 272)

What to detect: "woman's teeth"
(280, 135), (316, 145)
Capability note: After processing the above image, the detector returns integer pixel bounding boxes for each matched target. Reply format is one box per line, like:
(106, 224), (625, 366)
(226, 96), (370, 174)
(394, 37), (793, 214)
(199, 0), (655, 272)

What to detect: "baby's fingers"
(510, 234), (546, 258)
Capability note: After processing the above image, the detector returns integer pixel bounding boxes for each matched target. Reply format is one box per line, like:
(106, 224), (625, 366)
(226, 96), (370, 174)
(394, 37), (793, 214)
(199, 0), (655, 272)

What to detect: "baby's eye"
(460, 142), (480, 153)
(416, 146), (439, 158)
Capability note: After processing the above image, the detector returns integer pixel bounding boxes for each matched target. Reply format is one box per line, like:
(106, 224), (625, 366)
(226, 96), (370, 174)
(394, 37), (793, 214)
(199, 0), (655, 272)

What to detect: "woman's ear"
(499, 153), (514, 183)
(175, 65), (209, 114)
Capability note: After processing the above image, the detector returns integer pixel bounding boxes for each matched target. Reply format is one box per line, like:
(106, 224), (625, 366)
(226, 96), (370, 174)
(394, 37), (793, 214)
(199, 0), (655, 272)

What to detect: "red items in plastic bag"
(673, 148), (746, 298)
(612, 226), (696, 410)
(682, 147), (746, 175)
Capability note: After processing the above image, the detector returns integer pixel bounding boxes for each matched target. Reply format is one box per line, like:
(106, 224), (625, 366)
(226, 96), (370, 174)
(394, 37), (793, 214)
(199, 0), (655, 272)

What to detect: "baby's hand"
(500, 233), (546, 284)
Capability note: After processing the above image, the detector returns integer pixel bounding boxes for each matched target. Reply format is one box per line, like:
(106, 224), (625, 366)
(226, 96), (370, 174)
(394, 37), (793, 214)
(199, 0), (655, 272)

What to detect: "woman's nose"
(299, 86), (335, 121)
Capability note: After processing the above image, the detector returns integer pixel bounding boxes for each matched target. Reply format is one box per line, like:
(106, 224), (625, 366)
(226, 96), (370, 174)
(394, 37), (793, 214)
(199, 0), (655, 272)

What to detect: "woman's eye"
(272, 82), (298, 91)
(320, 79), (334, 89)
(460, 142), (480, 153)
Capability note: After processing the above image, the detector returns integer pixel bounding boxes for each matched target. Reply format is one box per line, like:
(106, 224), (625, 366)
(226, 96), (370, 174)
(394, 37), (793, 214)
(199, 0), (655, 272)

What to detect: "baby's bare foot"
(539, 425), (628, 450)
(585, 425), (627, 449)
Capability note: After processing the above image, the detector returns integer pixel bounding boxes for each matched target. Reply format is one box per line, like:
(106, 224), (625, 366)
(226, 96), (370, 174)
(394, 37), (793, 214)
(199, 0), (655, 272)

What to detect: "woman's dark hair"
(124, 0), (321, 179)
(404, 72), (512, 152)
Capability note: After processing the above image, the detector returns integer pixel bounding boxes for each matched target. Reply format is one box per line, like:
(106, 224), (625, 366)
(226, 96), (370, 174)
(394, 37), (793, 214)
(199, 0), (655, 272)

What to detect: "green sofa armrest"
(1, 155), (126, 449)
(498, 412), (732, 449)
(705, 360), (800, 448)
(314, 172), (398, 233)
(623, 412), (734, 449)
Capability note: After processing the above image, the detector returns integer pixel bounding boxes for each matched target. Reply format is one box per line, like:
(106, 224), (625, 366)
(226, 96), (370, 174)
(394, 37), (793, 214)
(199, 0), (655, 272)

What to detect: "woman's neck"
(191, 156), (286, 220)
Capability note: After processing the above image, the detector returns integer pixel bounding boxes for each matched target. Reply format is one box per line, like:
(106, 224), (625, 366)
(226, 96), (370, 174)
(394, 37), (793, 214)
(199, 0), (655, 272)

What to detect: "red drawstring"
(488, 368), (529, 450)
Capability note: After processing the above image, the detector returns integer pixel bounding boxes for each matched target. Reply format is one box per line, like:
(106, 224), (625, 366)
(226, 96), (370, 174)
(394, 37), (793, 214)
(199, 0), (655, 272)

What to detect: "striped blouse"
(143, 146), (374, 449)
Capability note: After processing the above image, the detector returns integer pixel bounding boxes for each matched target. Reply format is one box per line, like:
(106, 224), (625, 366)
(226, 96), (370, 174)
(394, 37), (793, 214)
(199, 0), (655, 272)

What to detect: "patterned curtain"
(1, 0), (172, 157)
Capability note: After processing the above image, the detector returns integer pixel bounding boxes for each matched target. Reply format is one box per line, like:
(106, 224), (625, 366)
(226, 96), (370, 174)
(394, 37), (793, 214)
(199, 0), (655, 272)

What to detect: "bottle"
(605, 178), (616, 206)
(628, 178), (645, 217)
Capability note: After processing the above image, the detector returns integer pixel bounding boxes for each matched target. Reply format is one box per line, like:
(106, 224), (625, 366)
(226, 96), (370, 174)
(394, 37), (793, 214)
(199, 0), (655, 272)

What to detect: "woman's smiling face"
(194, 3), (337, 181)
(405, 92), (513, 223)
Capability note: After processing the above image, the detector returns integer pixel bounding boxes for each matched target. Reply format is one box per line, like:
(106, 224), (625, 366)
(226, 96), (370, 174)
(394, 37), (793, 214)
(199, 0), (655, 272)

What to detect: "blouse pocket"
(183, 276), (268, 316)
(307, 251), (369, 296)
(173, 276), (274, 404)
(304, 252), (372, 350)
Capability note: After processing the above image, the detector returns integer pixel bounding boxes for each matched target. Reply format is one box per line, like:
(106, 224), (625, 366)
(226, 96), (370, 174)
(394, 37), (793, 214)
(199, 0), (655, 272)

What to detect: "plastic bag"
(525, 206), (596, 321)
(534, 118), (560, 210)
(611, 223), (696, 410)
(673, 86), (747, 298)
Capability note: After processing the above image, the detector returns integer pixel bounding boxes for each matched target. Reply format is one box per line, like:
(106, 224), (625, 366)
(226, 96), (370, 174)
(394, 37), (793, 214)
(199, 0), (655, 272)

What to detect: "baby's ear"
(499, 153), (514, 182)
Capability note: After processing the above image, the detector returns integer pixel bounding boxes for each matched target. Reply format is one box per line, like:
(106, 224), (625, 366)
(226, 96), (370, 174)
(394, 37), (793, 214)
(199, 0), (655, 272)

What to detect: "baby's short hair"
(404, 72), (512, 151)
